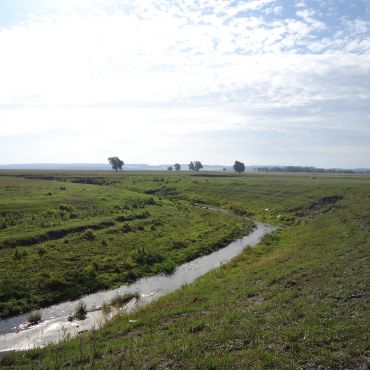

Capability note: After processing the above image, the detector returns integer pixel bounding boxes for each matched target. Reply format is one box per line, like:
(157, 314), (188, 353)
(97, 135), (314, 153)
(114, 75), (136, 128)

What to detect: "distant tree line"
(107, 158), (357, 174)
(108, 157), (249, 173)
(168, 164), (181, 171)
(256, 166), (354, 173)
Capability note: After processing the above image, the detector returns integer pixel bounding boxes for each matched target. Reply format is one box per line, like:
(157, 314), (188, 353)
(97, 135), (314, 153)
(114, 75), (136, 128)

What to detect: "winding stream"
(0, 220), (276, 353)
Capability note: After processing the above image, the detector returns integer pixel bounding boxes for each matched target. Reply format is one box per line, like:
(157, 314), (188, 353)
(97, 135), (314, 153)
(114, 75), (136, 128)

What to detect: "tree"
(194, 161), (203, 171)
(189, 161), (203, 171)
(233, 160), (245, 173)
(167, 166), (173, 171)
(108, 156), (124, 171)
(174, 163), (181, 171)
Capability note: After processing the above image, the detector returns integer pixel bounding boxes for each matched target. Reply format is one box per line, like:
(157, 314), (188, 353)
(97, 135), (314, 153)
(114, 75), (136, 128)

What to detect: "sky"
(0, 0), (369, 168)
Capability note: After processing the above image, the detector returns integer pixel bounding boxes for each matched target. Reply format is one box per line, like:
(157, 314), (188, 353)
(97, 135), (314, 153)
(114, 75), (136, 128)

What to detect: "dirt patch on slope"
(292, 195), (343, 218)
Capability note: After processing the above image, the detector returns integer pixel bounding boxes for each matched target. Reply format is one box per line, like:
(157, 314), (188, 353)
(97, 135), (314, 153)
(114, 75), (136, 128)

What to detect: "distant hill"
(0, 163), (112, 170)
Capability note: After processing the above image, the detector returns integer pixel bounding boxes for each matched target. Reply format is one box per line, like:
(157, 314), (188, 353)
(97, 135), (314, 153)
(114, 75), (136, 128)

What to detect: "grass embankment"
(0, 175), (250, 318)
(1, 172), (369, 369)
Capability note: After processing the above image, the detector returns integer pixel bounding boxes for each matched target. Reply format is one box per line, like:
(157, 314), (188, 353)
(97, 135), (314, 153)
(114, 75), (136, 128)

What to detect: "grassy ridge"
(1, 171), (369, 369)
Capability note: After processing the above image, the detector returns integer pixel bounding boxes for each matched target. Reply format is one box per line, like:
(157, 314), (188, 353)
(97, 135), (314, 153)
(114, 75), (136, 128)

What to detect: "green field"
(0, 172), (251, 318)
(0, 171), (369, 369)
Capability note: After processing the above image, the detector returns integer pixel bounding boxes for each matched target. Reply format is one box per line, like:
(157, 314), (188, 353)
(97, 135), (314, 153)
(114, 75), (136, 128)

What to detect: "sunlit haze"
(0, 0), (369, 168)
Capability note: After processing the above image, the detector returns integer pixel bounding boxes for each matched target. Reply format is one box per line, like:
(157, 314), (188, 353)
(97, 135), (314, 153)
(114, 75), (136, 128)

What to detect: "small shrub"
(157, 261), (176, 275)
(0, 354), (16, 367)
(13, 249), (22, 260)
(121, 224), (133, 233)
(13, 249), (27, 260)
(36, 247), (46, 256)
(141, 211), (150, 218)
(173, 241), (187, 249)
(74, 301), (87, 320)
(27, 351), (41, 361)
(27, 311), (42, 325)
(189, 321), (206, 333)
(92, 261), (99, 271)
(133, 247), (164, 265)
(45, 277), (68, 291)
(263, 233), (280, 245)
(122, 270), (138, 282)
(123, 256), (136, 269)
(82, 229), (96, 241)
(58, 204), (74, 211)
(41, 209), (58, 219)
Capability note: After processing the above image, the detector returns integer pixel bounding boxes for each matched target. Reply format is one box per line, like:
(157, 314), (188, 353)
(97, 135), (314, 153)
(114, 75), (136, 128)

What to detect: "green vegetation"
(107, 157), (124, 171)
(101, 302), (112, 316)
(174, 163), (181, 171)
(189, 161), (203, 171)
(108, 292), (140, 309)
(26, 311), (41, 325)
(233, 160), (245, 173)
(0, 171), (369, 369)
(0, 173), (250, 318)
(70, 302), (87, 321)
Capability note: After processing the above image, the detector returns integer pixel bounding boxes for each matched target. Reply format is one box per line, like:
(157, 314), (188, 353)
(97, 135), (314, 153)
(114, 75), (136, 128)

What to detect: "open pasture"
(0, 171), (369, 369)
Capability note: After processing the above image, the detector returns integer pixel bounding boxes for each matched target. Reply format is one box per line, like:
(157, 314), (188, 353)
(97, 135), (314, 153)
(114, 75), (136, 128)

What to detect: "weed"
(74, 301), (87, 321)
(101, 302), (112, 315)
(109, 292), (140, 309)
(27, 311), (42, 325)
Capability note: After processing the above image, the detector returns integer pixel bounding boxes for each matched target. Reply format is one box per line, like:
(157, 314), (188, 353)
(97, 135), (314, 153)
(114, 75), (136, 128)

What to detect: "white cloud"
(295, 1), (306, 9)
(0, 0), (369, 167)
(0, 106), (247, 164)
(296, 8), (326, 31)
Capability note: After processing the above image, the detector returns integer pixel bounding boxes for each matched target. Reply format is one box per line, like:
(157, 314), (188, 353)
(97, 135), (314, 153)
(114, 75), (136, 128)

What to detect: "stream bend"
(0, 217), (276, 352)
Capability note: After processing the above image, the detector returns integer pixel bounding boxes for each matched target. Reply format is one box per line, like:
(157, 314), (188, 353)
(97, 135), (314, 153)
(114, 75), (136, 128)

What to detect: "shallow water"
(0, 221), (276, 350)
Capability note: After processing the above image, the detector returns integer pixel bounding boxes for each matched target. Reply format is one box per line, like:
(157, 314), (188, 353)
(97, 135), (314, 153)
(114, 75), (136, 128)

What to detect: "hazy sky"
(0, 0), (369, 167)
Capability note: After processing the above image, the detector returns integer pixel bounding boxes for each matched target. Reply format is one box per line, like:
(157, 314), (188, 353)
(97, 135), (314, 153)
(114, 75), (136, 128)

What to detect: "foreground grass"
(1, 171), (369, 369)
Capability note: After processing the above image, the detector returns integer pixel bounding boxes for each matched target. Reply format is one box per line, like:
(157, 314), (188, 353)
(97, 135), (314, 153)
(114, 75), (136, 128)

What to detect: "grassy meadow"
(0, 172), (251, 318)
(0, 170), (369, 369)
